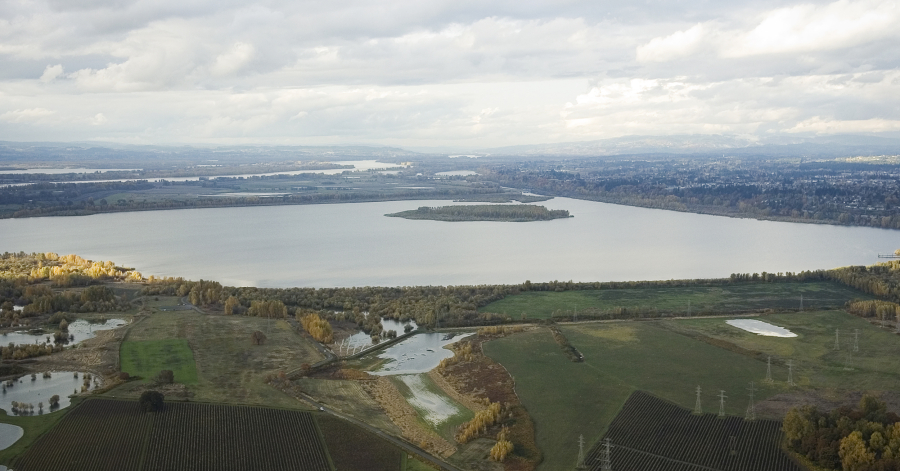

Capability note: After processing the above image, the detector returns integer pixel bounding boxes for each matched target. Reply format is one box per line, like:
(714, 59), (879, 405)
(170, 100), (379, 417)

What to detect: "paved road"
(294, 391), (463, 471)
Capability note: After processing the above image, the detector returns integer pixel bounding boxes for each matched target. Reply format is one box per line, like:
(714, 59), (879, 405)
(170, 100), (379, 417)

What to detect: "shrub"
(139, 390), (165, 412)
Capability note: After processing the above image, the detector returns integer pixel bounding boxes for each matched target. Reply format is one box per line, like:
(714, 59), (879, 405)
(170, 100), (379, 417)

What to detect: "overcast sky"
(0, 0), (897, 148)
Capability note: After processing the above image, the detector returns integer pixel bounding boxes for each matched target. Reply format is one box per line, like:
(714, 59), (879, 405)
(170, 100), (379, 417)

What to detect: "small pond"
(0, 423), (24, 450)
(726, 319), (797, 337)
(1, 371), (99, 415)
(396, 374), (464, 426)
(337, 319), (417, 355)
(0, 318), (127, 347)
(371, 332), (471, 376)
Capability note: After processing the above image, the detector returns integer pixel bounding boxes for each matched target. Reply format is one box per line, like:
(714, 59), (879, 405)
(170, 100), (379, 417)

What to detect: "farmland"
(586, 391), (800, 471)
(13, 398), (332, 471)
(483, 319), (797, 470)
(479, 281), (869, 319)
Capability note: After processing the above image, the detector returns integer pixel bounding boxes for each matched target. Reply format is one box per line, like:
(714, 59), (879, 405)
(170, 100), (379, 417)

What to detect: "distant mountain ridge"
(475, 134), (900, 158)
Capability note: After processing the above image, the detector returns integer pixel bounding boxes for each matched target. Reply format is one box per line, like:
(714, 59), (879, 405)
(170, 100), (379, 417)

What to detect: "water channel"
(0, 197), (895, 288)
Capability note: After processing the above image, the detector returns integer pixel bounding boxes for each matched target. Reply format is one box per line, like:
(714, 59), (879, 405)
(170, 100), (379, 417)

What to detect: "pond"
(336, 319), (417, 356)
(371, 333), (471, 376)
(1, 371), (99, 415)
(0, 423), (23, 451)
(726, 319), (797, 337)
(0, 318), (127, 348)
(396, 374), (464, 427)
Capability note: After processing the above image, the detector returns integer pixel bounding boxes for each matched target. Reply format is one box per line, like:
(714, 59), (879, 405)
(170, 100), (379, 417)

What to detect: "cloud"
(210, 42), (255, 76)
(40, 64), (64, 82)
(0, 108), (56, 123)
(636, 24), (708, 62)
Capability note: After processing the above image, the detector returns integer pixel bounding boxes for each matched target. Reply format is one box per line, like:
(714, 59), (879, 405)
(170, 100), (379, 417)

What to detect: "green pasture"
(120, 339), (198, 384)
(662, 310), (900, 390)
(479, 281), (868, 319)
(485, 309), (900, 470)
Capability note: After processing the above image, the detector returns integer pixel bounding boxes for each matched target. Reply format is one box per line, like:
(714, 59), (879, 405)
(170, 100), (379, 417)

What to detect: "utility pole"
(765, 356), (773, 383)
(719, 390), (727, 417)
(600, 438), (612, 471)
(576, 434), (586, 469)
(745, 382), (756, 421)
(694, 385), (702, 414)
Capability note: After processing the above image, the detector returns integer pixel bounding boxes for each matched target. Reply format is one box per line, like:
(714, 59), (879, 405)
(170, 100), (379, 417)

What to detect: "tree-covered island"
(385, 204), (571, 222)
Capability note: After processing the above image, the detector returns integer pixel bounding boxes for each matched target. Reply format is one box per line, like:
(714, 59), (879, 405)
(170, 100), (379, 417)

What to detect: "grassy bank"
(479, 281), (868, 319)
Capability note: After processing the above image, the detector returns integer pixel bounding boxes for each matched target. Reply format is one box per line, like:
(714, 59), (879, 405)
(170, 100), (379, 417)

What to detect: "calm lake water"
(371, 333), (471, 376)
(0, 197), (896, 287)
(1, 371), (97, 415)
(1, 319), (127, 347)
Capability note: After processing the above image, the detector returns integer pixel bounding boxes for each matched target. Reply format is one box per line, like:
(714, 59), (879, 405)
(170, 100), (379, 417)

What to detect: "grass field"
(111, 310), (324, 408)
(479, 281), (869, 319)
(484, 321), (789, 471)
(660, 310), (900, 390)
(120, 339), (198, 384)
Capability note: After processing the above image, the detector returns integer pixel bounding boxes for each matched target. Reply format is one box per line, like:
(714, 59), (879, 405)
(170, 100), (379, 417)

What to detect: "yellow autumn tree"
(299, 312), (333, 343)
(490, 426), (514, 461)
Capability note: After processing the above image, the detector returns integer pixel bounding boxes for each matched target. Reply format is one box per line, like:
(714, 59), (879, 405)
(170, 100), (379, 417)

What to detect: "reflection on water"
(0, 197), (896, 288)
(396, 374), (463, 426)
(0, 423), (24, 451)
(1, 371), (98, 415)
(0, 318), (127, 347)
(371, 333), (471, 376)
(726, 319), (797, 337)
(337, 319), (416, 355)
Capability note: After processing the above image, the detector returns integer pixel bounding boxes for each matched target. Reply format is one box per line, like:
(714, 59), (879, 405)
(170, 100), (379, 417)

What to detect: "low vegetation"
(385, 204), (571, 222)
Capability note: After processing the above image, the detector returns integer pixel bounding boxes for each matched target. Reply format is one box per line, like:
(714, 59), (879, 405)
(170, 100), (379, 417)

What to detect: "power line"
(600, 438), (612, 471)
(718, 390), (727, 417)
(576, 434), (586, 469)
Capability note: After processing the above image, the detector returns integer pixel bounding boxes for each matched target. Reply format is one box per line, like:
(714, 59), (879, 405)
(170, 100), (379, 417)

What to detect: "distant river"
(0, 198), (895, 287)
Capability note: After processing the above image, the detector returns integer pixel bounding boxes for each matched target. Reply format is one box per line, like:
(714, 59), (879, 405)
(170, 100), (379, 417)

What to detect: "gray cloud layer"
(0, 0), (897, 147)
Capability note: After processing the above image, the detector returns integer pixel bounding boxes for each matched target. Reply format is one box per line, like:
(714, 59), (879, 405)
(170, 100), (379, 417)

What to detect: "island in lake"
(385, 204), (572, 222)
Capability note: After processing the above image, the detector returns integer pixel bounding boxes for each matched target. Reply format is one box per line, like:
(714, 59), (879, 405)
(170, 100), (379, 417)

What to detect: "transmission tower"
(694, 385), (702, 414)
(834, 329), (840, 350)
(718, 390), (727, 417)
(787, 359), (795, 386)
(745, 382), (756, 421)
(599, 438), (612, 471)
(576, 434), (586, 469)
(765, 356), (773, 383)
(853, 329), (859, 352)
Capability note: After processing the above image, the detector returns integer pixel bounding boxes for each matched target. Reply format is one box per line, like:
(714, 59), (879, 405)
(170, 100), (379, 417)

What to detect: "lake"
(0, 197), (895, 288)
(371, 333), (471, 376)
